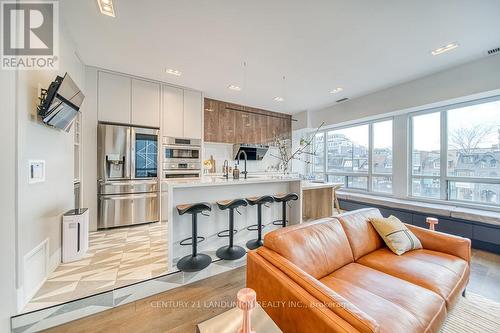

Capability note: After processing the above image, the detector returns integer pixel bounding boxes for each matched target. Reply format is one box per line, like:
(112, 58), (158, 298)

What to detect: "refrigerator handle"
(125, 127), (132, 179)
(130, 127), (136, 179)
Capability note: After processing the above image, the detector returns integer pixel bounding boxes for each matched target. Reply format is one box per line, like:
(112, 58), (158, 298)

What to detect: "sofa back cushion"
(336, 208), (385, 260)
(263, 217), (354, 279)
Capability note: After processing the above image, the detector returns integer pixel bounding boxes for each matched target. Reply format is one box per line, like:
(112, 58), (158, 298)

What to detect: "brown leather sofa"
(247, 208), (471, 333)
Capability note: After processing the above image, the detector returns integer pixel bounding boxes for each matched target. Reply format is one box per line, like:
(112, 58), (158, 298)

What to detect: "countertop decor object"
(237, 288), (256, 333)
(270, 122), (324, 174)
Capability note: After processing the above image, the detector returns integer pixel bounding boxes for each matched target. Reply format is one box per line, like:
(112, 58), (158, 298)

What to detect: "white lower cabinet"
(161, 187), (168, 222)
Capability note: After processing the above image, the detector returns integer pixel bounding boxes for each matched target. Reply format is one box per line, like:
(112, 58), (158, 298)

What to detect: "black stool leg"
(177, 212), (212, 272)
(282, 201), (287, 228)
(247, 204), (264, 250)
(216, 208), (246, 260)
(192, 213), (198, 256)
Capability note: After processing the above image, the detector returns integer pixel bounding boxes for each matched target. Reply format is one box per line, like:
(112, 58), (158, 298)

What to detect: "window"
(314, 95), (500, 208)
(411, 112), (441, 198)
(313, 132), (325, 172)
(410, 97), (500, 206)
(316, 120), (393, 193)
(327, 124), (369, 173)
(372, 120), (393, 193)
(446, 99), (500, 206)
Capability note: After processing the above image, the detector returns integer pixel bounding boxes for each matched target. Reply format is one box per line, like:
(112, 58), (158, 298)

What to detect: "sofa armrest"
(255, 247), (380, 333)
(405, 223), (471, 263)
(247, 251), (366, 333)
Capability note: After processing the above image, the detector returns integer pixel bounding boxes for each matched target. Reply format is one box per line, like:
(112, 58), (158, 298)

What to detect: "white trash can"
(62, 208), (89, 263)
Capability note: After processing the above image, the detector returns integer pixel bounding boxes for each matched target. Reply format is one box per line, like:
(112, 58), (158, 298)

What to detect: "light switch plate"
(28, 160), (45, 184)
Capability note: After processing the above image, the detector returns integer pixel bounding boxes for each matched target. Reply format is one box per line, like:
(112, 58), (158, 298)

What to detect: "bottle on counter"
(233, 164), (240, 180)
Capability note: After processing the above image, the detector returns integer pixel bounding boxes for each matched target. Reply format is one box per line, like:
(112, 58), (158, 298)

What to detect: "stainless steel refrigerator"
(97, 123), (160, 229)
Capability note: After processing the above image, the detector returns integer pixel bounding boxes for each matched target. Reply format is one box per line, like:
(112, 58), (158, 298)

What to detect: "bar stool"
(216, 199), (248, 260)
(246, 195), (275, 250)
(176, 202), (212, 272)
(272, 193), (299, 227)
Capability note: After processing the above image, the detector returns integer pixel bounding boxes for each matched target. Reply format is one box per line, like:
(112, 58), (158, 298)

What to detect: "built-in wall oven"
(162, 137), (201, 179)
(97, 123), (160, 229)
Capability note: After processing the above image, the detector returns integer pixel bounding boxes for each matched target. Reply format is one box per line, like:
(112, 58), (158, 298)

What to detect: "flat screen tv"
(37, 73), (85, 132)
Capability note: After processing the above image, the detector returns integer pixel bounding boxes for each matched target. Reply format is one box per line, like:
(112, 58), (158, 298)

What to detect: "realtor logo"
(1, 0), (59, 69)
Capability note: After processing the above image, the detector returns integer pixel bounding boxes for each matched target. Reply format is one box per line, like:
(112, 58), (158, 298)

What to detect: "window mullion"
(368, 123), (373, 192)
(440, 110), (448, 200)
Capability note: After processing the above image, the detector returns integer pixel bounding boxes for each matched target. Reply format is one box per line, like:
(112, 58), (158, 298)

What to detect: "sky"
(414, 100), (500, 151)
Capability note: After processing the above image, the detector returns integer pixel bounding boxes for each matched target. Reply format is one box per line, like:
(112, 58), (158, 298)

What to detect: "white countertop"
(301, 181), (343, 190)
(165, 175), (301, 189)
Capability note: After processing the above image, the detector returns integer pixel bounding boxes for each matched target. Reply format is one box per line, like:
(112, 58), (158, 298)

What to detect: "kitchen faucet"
(236, 150), (248, 179)
(223, 160), (229, 179)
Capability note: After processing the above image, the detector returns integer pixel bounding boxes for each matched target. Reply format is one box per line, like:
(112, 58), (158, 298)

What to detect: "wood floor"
(43, 267), (246, 333)
(44, 249), (500, 333)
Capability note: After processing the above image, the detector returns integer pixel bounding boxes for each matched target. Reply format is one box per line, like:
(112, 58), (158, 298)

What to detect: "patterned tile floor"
(24, 222), (168, 313)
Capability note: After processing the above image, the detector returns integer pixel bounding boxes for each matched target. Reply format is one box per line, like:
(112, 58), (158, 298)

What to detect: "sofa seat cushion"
(357, 248), (469, 308)
(320, 263), (446, 333)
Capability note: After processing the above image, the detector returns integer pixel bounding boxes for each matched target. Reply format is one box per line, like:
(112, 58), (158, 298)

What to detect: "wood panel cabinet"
(204, 99), (219, 142)
(204, 98), (291, 145)
(98, 71), (131, 124)
(131, 79), (160, 127)
(218, 103), (236, 143)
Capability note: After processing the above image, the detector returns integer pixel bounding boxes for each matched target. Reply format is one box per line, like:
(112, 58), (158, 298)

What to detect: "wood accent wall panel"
(218, 103), (236, 143)
(204, 98), (292, 145)
(204, 99), (219, 142)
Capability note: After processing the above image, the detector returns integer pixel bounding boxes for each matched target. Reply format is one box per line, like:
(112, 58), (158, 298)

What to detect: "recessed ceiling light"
(329, 87), (344, 94)
(97, 0), (115, 17)
(274, 96), (284, 102)
(228, 85), (241, 91)
(165, 68), (182, 76)
(431, 42), (459, 56)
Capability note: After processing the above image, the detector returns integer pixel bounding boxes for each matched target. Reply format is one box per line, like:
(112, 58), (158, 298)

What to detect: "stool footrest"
(246, 224), (265, 231)
(272, 219), (288, 226)
(179, 236), (205, 246)
(217, 229), (238, 238)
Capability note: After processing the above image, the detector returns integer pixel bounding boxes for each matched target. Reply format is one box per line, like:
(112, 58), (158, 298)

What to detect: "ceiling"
(61, 0), (500, 114)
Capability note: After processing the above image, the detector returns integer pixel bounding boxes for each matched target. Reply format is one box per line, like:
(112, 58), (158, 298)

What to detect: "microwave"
(162, 137), (201, 171)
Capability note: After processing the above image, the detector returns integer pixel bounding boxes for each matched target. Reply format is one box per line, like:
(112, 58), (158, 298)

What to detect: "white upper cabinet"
(183, 90), (202, 140)
(131, 79), (160, 127)
(98, 71), (131, 124)
(162, 85), (184, 138)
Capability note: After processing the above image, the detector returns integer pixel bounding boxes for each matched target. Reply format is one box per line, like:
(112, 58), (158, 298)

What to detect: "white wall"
(309, 54), (500, 127)
(0, 69), (18, 331)
(81, 67), (98, 231)
(15, 24), (85, 309)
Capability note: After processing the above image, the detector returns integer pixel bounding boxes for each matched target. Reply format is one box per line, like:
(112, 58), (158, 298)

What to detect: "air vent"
(336, 97), (349, 103)
(487, 47), (500, 55)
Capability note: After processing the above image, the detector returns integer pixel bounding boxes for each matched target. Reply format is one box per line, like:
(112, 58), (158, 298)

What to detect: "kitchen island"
(165, 176), (302, 271)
